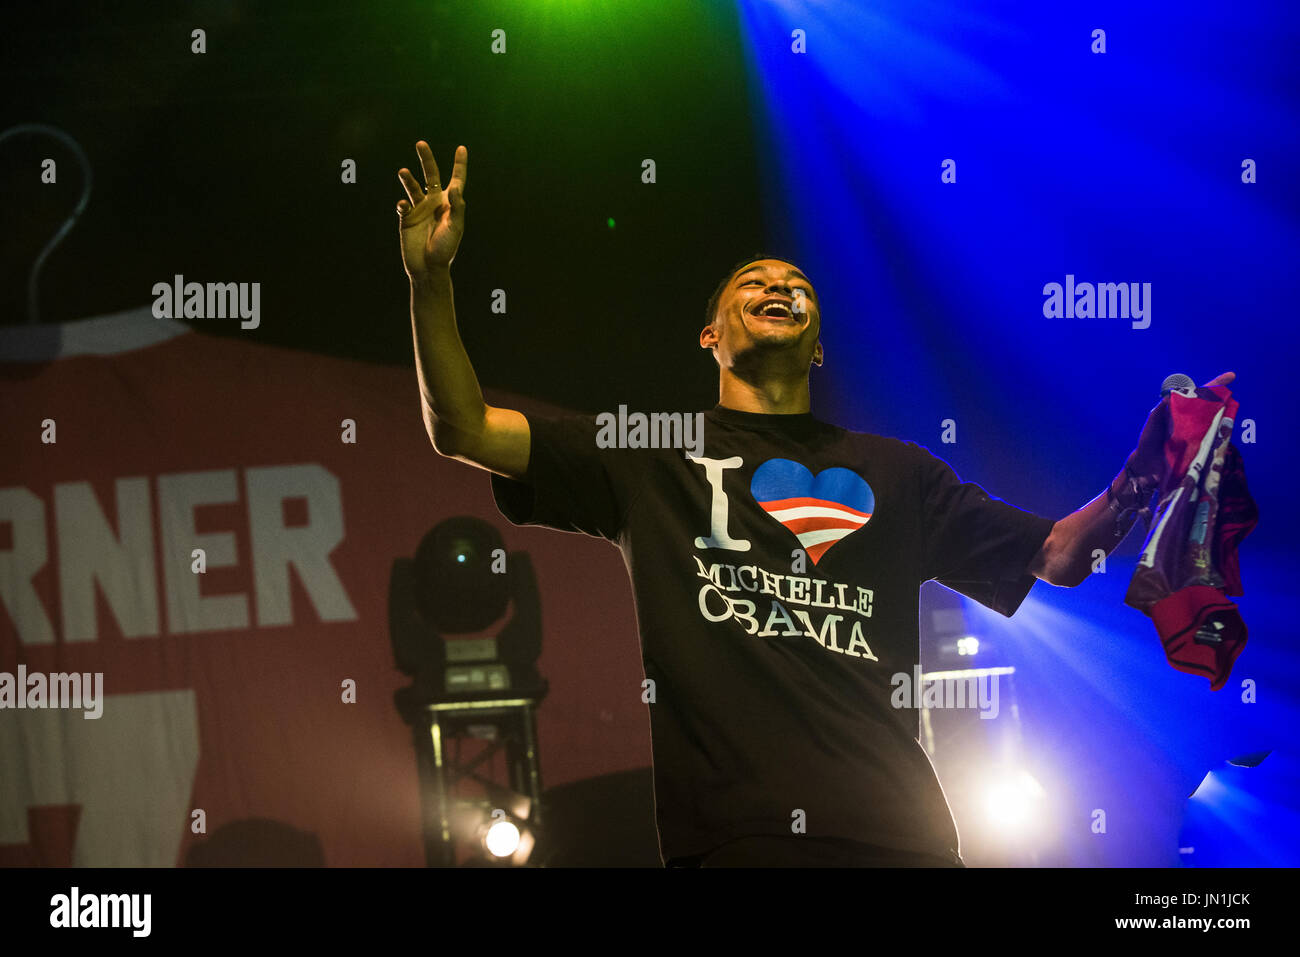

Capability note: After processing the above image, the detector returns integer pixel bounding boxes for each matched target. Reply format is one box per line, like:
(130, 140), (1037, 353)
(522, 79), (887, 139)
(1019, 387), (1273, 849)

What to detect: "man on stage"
(396, 141), (1234, 867)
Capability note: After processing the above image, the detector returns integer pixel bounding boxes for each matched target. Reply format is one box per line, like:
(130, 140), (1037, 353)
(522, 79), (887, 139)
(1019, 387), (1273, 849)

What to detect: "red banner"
(0, 308), (648, 865)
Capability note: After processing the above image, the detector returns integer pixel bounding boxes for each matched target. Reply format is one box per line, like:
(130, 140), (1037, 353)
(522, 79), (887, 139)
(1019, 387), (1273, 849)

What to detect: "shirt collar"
(705, 403), (820, 435)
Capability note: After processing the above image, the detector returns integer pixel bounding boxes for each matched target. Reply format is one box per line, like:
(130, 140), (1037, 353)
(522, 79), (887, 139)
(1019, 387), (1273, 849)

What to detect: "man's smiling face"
(701, 258), (824, 370)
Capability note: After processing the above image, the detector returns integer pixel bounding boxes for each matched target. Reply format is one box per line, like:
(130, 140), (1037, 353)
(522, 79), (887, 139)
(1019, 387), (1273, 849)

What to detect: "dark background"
(0, 0), (761, 413)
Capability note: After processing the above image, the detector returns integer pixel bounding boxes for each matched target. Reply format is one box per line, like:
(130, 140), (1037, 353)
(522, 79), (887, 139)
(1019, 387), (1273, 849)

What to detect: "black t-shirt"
(490, 404), (1056, 864)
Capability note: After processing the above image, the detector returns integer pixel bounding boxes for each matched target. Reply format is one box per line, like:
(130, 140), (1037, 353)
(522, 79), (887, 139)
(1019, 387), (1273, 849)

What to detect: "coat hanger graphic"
(0, 124), (93, 325)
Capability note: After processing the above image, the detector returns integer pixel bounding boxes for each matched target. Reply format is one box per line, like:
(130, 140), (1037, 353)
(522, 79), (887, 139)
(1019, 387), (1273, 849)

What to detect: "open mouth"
(749, 298), (798, 321)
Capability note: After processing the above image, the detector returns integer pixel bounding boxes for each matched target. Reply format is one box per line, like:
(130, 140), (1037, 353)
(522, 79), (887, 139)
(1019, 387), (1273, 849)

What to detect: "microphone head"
(1160, 373), (1196, 398)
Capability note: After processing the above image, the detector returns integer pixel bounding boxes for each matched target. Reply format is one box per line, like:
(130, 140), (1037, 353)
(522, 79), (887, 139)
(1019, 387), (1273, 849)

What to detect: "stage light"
(461, 791), (539, 866)
(389, 517), (544, 696)
(957, 636), (980, 656)
(474, 806), (536, 866)
(485, 818), (521, 858)
(983, 769), (1046, 833)
(390, 520), (549, 866)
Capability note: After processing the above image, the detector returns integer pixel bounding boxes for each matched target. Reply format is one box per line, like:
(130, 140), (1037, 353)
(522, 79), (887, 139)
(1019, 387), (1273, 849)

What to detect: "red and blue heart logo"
(751, 458), (874, 564)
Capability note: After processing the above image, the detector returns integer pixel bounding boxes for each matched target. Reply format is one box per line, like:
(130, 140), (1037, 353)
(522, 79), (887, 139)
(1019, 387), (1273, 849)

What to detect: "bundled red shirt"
(1124, 385), (1258, 690)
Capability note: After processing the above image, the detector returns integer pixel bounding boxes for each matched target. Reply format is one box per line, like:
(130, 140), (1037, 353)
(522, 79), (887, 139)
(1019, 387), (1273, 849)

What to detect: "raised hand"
(397, 142), (467, 280)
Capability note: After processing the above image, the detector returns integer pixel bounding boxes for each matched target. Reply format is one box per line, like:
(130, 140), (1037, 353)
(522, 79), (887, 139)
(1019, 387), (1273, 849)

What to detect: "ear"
(812, 340), (824, 367)
(700, 322), (718, 350)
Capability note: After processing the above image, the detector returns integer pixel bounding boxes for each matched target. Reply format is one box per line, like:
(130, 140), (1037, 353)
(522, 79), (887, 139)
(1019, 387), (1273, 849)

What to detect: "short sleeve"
(913, 444), (1056, 617)
(489, 411), (643, 542)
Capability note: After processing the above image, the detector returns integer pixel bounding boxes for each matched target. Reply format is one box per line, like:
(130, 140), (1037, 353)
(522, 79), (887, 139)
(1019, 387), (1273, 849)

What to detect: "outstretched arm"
(397, 141), (530, 479)
(1027, 371), (1236, 587)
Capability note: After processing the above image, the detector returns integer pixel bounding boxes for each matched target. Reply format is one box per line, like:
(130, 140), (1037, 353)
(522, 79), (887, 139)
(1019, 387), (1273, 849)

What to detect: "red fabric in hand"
(1125, 385), (1257, 691)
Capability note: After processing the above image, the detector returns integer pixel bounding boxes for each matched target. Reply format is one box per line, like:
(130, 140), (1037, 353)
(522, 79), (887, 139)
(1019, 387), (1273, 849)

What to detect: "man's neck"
(717, 375), (811, 414)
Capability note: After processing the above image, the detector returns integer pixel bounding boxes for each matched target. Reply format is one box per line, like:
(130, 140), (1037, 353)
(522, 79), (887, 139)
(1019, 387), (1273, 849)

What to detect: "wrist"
(1123, 445), (1165, 485)
(410, 265), (452, 291)
(1105, 460), (1160, 538)
(1123, 454), (1162, 496)
(1107, 467), (1128, 504)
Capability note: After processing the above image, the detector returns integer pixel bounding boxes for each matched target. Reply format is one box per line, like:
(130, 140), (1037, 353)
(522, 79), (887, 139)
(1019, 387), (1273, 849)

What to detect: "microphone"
(1160, 373), (1196, 398)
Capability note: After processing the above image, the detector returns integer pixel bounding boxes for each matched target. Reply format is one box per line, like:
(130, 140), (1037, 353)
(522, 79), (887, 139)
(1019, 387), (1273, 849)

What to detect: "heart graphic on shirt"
(750, 458), (875, 564)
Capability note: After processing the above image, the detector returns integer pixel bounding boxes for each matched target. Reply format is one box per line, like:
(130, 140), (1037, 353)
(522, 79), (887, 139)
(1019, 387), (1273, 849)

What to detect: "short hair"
(703, 253), (811, 330)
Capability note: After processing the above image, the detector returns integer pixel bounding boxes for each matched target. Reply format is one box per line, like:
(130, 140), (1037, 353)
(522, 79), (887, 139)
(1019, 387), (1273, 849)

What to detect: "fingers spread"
(417, 141), (442, 194)
(450, 145), (467, 195)
(398, 167), (424, 205)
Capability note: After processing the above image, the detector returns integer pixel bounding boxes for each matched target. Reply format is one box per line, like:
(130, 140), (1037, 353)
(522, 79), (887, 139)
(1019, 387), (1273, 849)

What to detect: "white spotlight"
(984, 769), (1046, 832)
(484, 819), (521, 858)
